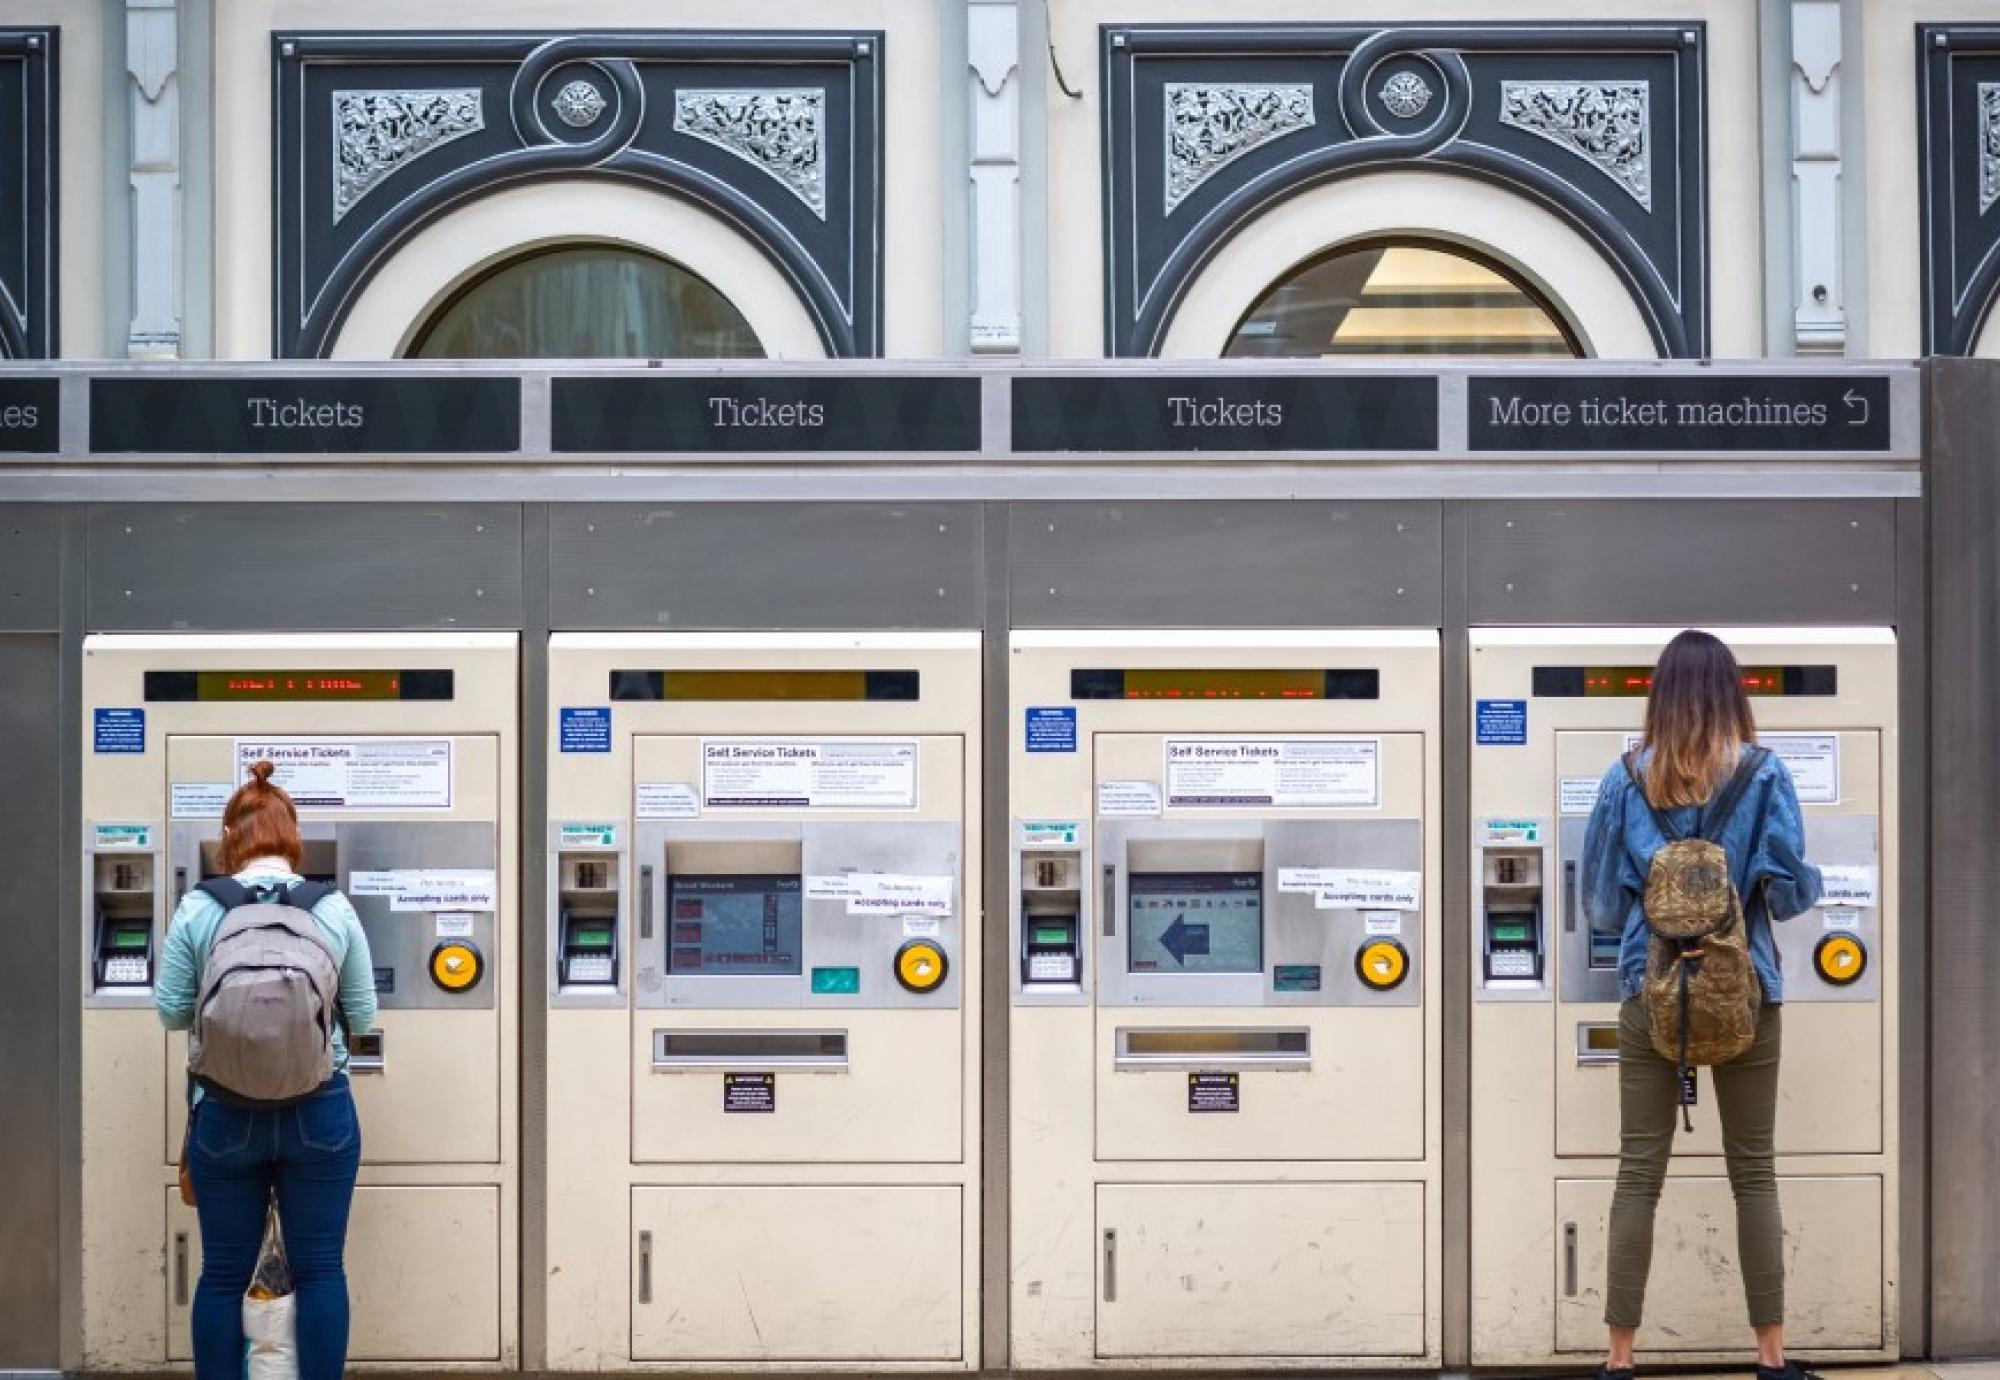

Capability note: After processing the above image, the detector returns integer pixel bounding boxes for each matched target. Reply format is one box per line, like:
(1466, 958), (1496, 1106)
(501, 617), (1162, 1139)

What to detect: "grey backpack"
(188, 878), (344, 1106)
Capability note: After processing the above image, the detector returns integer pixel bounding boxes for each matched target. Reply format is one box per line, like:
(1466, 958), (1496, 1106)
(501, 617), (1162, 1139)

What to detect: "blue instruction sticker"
(1476, 699), (1528, 745)
(1025, 706), (1078, 753)
(559, 706), (612, 753)
(93, 707), (146, 754)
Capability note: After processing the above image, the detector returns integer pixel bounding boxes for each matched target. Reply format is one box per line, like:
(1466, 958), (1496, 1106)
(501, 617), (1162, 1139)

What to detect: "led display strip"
(1069, 668), (1381, 700)
(609, 670), (920, 702)
(143, 670), (455, 702)
(1529, 665), (1838, 698)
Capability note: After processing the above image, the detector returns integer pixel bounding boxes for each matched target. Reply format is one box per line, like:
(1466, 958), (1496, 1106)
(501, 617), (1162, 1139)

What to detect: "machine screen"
(1530, 665), (1836, 698)
(666, 874), (803, 976)
(1072, 668), (1379, 700)
(1489, 919), (1532, 943)
(1127, 872), (1262, 974)
(144, 669), (454, 701)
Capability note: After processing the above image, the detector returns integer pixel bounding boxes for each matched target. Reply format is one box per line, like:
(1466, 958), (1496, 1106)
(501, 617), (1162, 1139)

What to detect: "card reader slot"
(1114, 1026), (1310, 1071)
(651, 1028), (848, 1070)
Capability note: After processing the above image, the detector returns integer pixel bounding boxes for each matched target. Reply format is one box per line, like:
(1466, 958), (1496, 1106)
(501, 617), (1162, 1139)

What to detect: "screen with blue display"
(1127, 872), (1263, 975)
(667, 874), (803, 976)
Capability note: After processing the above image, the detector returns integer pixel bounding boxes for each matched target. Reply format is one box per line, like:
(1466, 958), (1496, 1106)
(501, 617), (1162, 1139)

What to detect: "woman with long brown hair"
(155, 761), (376, 1380)
(1579, 631), (1823, 1380)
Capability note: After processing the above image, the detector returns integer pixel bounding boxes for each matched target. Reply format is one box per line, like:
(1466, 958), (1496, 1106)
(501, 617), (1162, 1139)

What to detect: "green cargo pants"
(1605, 996), (1785, 1329)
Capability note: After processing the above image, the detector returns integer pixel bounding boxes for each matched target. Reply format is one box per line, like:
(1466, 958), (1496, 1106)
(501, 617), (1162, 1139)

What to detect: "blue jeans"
(186, 1076), (361, 1380)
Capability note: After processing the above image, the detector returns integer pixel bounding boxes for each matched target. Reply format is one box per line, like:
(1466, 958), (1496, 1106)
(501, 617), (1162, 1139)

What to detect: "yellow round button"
(1355, 938), (1410, 991)
(429, 940), (484, 993)
(894, 939), (949, 994)
(1813, 933), (1867, 987)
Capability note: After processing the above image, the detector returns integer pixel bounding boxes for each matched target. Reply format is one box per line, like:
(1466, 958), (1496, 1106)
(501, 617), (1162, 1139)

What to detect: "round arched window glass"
(409, 246), (764, 359)
(1223, 242), (1582, 358)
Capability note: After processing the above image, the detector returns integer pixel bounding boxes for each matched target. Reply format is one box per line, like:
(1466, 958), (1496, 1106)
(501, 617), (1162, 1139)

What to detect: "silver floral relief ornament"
(1980, 83), (2000, 214)
(1378, 71), (1434, 120)
(673, 89), (827, 219)
(551, 79), (608, 130)
(1499, 80), (1652, 211)
(332, 89), (484, 223)
(1164, 83), (1315, 216)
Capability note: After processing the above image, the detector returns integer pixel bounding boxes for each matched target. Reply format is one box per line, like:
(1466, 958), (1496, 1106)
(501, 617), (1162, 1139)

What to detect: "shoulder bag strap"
(1696, 746), (1771, 844)
(1621, 750), (1683, 842)
(193, 876), (253, 910)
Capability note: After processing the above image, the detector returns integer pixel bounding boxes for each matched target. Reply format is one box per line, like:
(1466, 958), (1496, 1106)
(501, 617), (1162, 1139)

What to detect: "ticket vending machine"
(1009, 631), (1442, 1370)
(78, 633), (520, 1370)
(543, 632), (982, 1371)
(1468, 628), (1898, 1365)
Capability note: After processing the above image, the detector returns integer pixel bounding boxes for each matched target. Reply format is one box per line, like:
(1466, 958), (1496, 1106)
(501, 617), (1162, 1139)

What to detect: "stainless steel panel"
(1464, 500), (1899, 626)
(634, 820), (963, 1011)
(85, 504), (523, 629)
(1440, 506), (1470, 1368)
(1007, 501), (1442, 628)
(167, 820), (499, 1010)
(547, 503), (984, 630)
(1097, 817), (1423, 1009)
(979, 506), (1010, 1373)
(0, 637), (62, 1366)
(1924, 360), (2000, 1356)
(0, 507), (61, 630)
(1893, 493), (1927, 1359)
(518, 503), (551, 1370)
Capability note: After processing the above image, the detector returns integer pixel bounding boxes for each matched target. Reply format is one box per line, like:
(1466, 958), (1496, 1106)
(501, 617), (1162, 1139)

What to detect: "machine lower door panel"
(1554, 1004), (1884, 1160)
(1554, 1176), (1883, 1353)
(629, 1185), (962, 1362)
(1096, 1009), (1425, 1163)
(166, 1013), (502, 1165)
(1094, 1182), (1426, 1359)
(168, 1185), (501, 1361)
(631, 1011), (962, 1164)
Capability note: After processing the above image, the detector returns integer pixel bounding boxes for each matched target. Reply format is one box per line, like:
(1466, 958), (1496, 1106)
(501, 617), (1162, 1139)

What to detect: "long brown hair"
(1640, 630), (1757, 807)
(216, 760), (305, 873)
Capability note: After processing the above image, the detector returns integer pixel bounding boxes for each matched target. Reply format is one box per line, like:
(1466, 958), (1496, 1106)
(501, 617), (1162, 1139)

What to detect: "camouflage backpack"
(1622, 746), (1769, 1131)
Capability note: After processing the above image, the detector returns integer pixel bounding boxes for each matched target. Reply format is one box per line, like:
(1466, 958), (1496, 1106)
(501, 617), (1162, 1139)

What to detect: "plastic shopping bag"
(241, 1203), (297, 1380)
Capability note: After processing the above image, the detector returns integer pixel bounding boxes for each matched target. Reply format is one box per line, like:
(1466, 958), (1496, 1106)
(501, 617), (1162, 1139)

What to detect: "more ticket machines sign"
(0, 365), (1916, 462)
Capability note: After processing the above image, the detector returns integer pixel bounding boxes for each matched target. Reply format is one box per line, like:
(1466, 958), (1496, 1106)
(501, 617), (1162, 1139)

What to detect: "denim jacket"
(1579, 747), (1822, 1003)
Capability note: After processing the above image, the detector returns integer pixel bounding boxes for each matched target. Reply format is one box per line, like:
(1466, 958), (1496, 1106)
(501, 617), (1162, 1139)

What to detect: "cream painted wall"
(1043, 0), (1763, 359)
(1863, 0), (1994, 358)
(211, 0), (943, 359)
(15, 1), (103, 357)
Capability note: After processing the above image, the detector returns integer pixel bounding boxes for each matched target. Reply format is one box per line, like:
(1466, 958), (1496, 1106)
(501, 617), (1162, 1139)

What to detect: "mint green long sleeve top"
(155, 858), (377, 1094)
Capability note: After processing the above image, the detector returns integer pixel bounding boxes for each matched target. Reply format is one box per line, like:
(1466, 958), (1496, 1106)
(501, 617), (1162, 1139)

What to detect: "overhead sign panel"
(551, 376), (982, 453)
(89, 376), (521, 454)
(1468, 374), (1896, 453)
(0, 378), (58, 454)
(1011, 374), (1439, 453)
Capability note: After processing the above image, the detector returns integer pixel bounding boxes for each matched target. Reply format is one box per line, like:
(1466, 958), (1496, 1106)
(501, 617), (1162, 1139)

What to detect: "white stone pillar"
(1790, 0), (1844, 353)
(968, 0), (1022, 354)
(125, 0), (181, 358)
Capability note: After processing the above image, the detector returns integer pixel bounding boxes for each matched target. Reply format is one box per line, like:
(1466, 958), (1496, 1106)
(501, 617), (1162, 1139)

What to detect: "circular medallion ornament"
(1379, 71), (1434, 120)
(552, 79), (608, 129)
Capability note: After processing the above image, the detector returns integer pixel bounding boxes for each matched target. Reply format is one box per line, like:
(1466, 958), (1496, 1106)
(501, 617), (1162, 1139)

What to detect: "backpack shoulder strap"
(1621, 750), (1682, 842)
(193, 877), (253, 910)
(285, 880), (338, 912)
(1696, 746), (1771, 843)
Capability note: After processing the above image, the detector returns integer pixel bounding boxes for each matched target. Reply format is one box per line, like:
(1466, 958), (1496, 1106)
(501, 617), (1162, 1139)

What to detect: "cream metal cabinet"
(1468, 628), (1898, 1365)
(1008, 630), (1443, 1371)
(542, 632), (982, 1372)
(79, 633), (520, 1371)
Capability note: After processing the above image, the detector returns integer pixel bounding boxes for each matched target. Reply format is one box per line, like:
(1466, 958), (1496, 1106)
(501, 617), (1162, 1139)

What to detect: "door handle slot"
(637, 1229), (652, 1304)
(1563, 1221), (1578, 1296)
(1102, 1228), (1117, 1302)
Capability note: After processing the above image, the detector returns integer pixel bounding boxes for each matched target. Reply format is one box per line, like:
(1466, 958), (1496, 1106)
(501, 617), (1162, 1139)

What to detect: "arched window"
(1223, 241), (1582, 358)
(409, 245), (764, 359)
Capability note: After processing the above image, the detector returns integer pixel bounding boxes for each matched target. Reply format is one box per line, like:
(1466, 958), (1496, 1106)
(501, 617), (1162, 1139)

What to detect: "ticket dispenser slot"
(1481, 845), (1545, 988)
(556, 853), (621, 992)
(92, 853), (157, 990)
